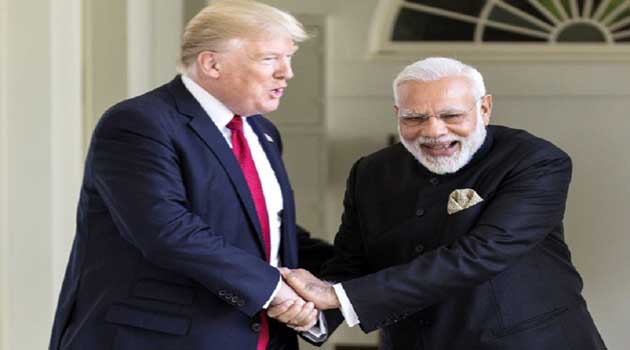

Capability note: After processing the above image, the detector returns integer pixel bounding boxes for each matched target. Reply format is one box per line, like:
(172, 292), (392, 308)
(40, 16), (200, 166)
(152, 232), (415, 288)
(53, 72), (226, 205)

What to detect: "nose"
(422, 115), (449, 139)
(275, 57), (294, 80)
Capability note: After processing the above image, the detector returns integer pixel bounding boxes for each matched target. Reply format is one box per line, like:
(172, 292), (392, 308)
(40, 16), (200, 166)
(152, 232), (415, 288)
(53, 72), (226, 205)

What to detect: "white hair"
(393, 57), (486, 104)
(178, 0), (308, 75)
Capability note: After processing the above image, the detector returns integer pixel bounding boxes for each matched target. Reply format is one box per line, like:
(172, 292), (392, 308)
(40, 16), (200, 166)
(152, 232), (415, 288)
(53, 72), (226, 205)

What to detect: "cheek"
(399, 125), (419, 141)
(450, 120), (477, 138)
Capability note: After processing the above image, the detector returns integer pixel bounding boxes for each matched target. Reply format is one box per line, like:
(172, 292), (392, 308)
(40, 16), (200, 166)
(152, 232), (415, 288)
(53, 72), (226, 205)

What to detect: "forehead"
(397, 76), (475, 110)
(228, 33), (297, 56)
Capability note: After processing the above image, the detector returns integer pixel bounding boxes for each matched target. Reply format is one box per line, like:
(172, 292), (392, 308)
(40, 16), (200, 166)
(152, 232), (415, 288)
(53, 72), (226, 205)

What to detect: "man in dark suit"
(49, 1), (332, 349)
(271, 57), (606, 349)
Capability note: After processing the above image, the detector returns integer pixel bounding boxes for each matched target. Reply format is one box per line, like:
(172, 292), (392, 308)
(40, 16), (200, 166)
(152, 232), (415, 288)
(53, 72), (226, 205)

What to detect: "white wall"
(83, 0), (128, 138)
(126, 0), (183, 97)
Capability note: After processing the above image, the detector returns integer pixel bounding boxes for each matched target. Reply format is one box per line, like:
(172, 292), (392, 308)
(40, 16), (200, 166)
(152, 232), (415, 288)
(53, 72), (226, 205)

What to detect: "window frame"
(368, 0), (630, 62)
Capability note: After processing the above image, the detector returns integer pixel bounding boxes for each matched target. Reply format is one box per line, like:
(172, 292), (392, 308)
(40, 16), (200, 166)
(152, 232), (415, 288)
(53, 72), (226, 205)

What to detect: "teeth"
(423, 141), (459, 150)
(425, 143), (447, 149)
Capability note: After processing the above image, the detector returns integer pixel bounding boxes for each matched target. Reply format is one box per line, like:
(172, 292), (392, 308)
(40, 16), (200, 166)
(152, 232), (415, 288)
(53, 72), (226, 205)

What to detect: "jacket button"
(429, 177), (439, 185)
(218, 290), (227, 296)
(251, 322), (261, 332)
(237, 300), (246, 307)
(414, 244), (425, 254)
(415, 209), (425, 217)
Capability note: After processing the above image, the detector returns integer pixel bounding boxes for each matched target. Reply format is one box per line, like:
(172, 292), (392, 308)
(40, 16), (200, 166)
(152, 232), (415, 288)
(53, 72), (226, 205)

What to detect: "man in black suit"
(270, 57), (606, 349)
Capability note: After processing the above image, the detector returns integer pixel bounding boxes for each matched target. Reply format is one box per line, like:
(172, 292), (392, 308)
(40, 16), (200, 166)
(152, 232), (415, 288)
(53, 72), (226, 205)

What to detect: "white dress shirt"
(181, 75), (283, 305)
(333, 284), (360, 326)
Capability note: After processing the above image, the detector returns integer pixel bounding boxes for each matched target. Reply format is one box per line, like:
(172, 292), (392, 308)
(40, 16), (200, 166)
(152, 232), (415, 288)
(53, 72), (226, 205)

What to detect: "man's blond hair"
(179, 0), (308, 76)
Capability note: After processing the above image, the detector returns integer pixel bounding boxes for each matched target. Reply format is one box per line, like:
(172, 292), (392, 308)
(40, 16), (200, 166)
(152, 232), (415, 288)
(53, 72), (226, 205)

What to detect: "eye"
(260, 55), (278, 63)
(441, 113), (463, 120)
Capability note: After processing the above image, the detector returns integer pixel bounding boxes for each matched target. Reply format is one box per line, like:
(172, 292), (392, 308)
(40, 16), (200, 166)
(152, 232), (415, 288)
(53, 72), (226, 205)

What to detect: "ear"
(394, 105), (404, 125)
(196, 51), (221, 79)
(480, 95), (493, 125)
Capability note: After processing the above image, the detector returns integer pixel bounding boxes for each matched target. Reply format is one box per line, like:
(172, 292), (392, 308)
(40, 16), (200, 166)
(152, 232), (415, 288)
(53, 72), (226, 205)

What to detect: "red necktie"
(226, 115), (271, 350)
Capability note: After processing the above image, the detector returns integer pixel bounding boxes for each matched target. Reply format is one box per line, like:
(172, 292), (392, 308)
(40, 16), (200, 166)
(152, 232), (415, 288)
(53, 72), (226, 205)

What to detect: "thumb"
(278, 267), (292, 278)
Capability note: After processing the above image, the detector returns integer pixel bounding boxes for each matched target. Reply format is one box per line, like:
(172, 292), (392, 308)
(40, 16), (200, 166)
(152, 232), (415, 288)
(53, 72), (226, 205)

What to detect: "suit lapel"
(249, 117), (298, 266)
(167, 77), (265, 251)
(249, 118), (292, 209)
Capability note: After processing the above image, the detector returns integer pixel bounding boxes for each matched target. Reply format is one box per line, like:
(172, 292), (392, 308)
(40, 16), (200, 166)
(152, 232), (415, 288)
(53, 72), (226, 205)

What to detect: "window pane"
(488, 6), (549, 32)
(557, 23), (607, 42)
(392, 8), (475, 41)
(483, 27), (547, 41)
(502, 0), (555, 25)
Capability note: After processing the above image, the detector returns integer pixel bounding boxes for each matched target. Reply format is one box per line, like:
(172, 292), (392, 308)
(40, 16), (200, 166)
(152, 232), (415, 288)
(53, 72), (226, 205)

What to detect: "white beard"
(400, 113), (487, 175)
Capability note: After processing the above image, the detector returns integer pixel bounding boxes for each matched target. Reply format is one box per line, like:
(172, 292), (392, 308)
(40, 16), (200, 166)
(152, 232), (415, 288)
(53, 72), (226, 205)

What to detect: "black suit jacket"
(49, 76), (332, 350)
(323, 126), (606, 350)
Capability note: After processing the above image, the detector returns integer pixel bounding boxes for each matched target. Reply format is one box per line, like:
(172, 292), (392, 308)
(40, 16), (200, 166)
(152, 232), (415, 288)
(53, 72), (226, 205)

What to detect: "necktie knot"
(227, 115), (243, 132)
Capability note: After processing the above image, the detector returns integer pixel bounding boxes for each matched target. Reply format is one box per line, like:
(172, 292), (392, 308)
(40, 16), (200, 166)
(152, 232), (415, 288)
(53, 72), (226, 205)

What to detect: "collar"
(180, 75), (238, 130)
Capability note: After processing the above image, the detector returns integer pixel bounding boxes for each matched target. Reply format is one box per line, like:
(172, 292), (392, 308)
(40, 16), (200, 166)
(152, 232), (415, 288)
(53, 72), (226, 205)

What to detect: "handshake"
(267, 268), (341, 331)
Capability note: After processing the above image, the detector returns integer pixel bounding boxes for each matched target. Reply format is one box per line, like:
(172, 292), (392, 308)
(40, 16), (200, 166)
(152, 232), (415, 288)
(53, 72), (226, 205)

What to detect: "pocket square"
(447, 188), (483, 215)
(264, 133), (274, 142)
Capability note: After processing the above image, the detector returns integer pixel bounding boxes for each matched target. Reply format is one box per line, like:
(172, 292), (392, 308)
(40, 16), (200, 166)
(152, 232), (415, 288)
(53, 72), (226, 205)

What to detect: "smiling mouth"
(421, 141), (460, 157)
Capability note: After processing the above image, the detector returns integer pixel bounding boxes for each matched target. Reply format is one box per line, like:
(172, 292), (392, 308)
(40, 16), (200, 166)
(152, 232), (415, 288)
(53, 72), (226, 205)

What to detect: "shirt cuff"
(333, 283), (360, 327)
(262, 275), (282, 309)
(301, 310), (328, 343)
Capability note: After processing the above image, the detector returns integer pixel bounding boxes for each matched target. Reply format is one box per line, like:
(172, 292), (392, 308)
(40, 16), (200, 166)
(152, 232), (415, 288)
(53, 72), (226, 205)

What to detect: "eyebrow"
(402, 107), (468, 115)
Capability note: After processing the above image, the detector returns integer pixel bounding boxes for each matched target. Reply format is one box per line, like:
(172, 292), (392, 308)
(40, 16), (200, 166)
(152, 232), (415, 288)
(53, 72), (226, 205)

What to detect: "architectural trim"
(0, 0), (9, 347)
(82, 0), (94, 147)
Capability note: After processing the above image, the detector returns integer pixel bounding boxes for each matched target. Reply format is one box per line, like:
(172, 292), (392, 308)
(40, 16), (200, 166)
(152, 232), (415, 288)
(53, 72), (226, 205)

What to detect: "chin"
(258, 103), (280, 115)
(418, 153), (467, 175)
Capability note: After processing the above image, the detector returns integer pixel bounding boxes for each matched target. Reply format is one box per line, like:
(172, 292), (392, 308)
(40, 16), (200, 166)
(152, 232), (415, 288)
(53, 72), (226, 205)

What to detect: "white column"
(0, 0), (83, 349)
(50, 0), (83, 300)
(3, 0), (54, 347)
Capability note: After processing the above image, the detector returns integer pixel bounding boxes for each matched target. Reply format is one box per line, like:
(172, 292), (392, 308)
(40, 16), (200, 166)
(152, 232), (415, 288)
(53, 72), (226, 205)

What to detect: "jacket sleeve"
(340, 149), (573, 332)
(89, 106), (279, 317)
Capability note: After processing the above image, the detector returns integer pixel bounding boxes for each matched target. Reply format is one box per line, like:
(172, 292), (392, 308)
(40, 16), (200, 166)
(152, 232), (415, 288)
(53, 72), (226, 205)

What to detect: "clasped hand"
(267, 268), (340, 331)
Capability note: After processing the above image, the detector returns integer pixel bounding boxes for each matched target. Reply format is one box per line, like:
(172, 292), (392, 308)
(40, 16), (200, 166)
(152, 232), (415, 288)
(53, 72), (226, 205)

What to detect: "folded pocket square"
(447, 188), (483, 215)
